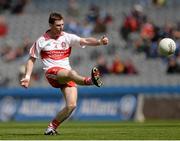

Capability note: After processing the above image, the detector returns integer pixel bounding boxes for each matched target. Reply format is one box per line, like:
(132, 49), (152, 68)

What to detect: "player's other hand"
(20, 77), (30, 88)
(100, 35), (109, 45)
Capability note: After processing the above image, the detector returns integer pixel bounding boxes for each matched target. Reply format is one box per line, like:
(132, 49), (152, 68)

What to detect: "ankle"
(48, 119), (60, 129)
(84, 77), (93, 85)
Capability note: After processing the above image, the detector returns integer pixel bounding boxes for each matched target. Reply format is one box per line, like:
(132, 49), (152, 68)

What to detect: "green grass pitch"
(0, 120), (180, 140)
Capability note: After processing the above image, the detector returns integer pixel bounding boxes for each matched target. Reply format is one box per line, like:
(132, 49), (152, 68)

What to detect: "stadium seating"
(1, 0), (180, 87)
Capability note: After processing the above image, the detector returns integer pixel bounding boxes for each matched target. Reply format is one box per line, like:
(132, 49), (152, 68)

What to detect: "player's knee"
(68, 70), (77, 78)
(66, 104), (76, 112)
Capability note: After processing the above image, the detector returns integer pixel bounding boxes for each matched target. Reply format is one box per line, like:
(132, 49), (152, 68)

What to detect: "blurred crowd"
(96, 54), (138, 76)
(1, 0), (180, 87)
(0, 0), (29, 14)
(119, 1), (180, 74)
(0, 37), (31, 62)
(65, 0), (113, 36)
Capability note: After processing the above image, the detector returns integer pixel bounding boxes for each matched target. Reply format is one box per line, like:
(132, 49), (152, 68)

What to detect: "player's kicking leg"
(44, 66), (102, 135)
(44, 86), (77, 135)
(56, 66), (103, 87)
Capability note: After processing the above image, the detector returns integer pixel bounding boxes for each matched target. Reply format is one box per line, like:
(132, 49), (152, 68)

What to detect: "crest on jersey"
(61, 42), (66, 49)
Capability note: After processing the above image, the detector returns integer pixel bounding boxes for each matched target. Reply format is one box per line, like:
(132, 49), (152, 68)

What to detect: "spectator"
(110, 54), (125, 75)
(93, 19), (107, 33)
(3, 47), (17, 62)
(140, 19), (155, 40)
(132, 4), (146, 28)
(0, 16), (8, 37)
(120, 4), (146, 41)
(124, 59), (138, 75)
(120, 14), (138, 41)
(65, 18), (81, 34)
(99, 10), (113, 25)
(66, 0), (79, 17)
(11, 0), (29, 14)
(152, 0), (166, 7)
(176, 52), (180, 66)
(167, 57), (180, 74)
(15, 37), (32, 59)
(96, 55), (109, 76)
(0, 0), (11, 13)
(89, 49), (101, 60)
(0, 72), (9, 87)
(86, 3), (99, 24)
(80, 20), (93, 37)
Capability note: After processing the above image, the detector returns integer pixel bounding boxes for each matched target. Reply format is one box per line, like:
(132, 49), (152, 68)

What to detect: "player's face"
(51, 20), (64, 34)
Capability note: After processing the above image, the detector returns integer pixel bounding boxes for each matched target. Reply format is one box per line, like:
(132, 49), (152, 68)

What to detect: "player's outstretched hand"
(20, 77), (30, 88)
(99, 35), (109, 45)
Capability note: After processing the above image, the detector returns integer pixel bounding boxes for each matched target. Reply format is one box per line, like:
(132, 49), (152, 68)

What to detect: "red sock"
(84, 77), (93, 85)
(48, 119), (60, 129)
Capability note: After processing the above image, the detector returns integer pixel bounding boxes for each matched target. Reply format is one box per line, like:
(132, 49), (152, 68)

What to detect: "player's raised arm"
(80, 35), (109, 46)
(20, 56), (36, 88)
